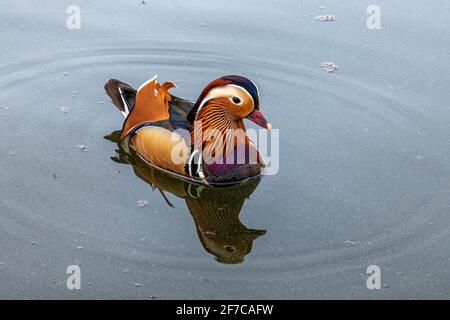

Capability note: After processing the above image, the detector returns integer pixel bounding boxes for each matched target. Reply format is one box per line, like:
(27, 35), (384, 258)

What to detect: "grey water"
(0, 0), (449, 299)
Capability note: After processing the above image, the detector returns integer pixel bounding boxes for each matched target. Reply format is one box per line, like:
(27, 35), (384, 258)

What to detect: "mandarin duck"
(105, 130), (266, 264)
(104, 75), (271, 185)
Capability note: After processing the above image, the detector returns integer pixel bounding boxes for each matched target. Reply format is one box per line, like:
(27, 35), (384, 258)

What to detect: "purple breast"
(203, 145), (264, 182)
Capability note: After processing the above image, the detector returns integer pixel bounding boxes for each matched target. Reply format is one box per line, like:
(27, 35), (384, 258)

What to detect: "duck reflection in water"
(105, 131), (266, 264)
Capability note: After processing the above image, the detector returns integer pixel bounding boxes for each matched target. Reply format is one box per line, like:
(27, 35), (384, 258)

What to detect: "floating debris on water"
(63, 72), (69, 76)
(8, 151), (16, 156)
(76, 246), (84, 250)
(97, 101), (104, 105)
(315, 15), (336, 22)
(141, 0), (146, 4)
(134, 282), (143, 287)
(71, 90), (78, 96)
(344, 240), (360, 246)
(386, 83), (395, 90)
(201, 23), (208, 28)
(136, 200), (149, 208)
(321, 62), (338, 73)
(320, 6), (325, 10)
(60, 106), (70, 113)
(77, 145), (88, 152)
(51, 173), (60, 180)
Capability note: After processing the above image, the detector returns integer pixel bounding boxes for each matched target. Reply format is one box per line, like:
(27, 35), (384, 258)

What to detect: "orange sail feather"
(121, 76), (176, 139)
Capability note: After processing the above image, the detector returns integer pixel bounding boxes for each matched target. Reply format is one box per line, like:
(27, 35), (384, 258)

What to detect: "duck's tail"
(104, 79), (137, 118)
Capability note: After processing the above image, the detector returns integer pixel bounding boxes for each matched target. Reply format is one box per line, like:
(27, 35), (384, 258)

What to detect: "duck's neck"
(190, 104), (249, 158)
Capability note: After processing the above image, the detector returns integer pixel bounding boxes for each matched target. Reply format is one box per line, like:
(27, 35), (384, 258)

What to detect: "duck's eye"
(231, 96), (241, 104)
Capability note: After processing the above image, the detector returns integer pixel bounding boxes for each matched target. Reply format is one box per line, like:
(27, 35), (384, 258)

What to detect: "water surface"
(0, 0), (449, 299)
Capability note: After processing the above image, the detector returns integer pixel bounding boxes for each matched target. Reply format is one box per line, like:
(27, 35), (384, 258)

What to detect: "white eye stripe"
(227, 84), (253, 105)
(196, 84), (254, 116)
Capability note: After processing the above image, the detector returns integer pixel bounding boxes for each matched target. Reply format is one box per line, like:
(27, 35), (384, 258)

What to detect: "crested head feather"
(187, 75), (260, 123)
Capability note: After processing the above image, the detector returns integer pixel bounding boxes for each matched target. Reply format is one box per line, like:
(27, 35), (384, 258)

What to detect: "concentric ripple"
(1, 39), (450, 298)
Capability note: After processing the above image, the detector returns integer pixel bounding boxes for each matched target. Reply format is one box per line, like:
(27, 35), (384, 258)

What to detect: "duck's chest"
(200, 144), (265, 183)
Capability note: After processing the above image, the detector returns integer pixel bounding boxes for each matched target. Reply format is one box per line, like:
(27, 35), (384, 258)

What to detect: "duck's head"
(187, 75), (272, 130)
(197, 227), (266, 264)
